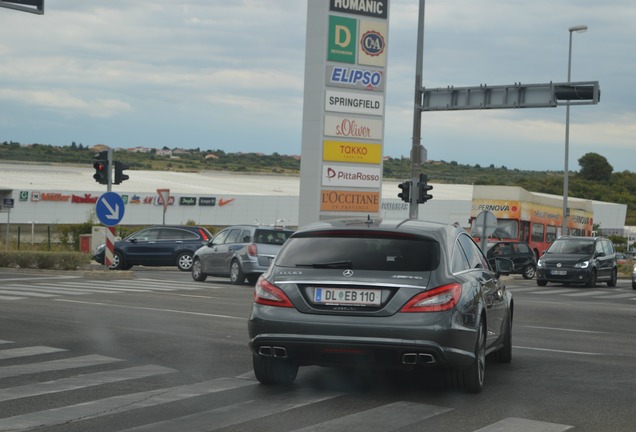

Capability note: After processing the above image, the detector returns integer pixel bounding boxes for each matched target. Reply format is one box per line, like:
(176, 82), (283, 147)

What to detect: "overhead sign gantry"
(0, 0), (44, 14)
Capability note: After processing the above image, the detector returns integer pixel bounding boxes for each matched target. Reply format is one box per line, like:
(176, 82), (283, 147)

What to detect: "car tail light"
(198, 228), (210, 241)
(254, 277), (293, 308)
(247, 244), (258, 256)
(400, 283), (461, 312)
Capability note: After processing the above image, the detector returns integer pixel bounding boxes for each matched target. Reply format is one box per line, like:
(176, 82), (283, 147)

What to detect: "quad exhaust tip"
(258, 346), (288, 358)
(402, 353), (436, 365)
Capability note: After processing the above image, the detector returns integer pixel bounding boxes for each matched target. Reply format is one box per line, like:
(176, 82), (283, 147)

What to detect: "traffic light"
(93, 151), (109, 185)
(398, 181), (412, 203)
(113, 161), (130, 184)
(416, 174), (433, 203)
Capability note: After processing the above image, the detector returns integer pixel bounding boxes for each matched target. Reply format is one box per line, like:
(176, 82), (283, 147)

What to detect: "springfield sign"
(298, 0), (389, 225)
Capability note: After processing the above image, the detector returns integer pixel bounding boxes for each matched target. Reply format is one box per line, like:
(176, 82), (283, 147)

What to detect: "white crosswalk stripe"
(0, 277), (212, 301)
(0, 346), (66, 360)
(473, 417), (573, 431)
(513, 286), (636, 301)
(0, 354), (124, 379)
(0, 365), (176, 403)
(563, 290), (607, 297)
(119, 387), (344, 432)
(0, 342), (578, 432)
(290, 401), (451, 432)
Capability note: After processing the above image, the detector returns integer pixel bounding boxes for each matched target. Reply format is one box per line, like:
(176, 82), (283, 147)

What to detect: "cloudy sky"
(1, 0), (634, 172)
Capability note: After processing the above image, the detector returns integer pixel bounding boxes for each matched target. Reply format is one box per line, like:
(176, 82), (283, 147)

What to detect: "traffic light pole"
(106, 148), (113, 192)
(410, 0), (426, 219)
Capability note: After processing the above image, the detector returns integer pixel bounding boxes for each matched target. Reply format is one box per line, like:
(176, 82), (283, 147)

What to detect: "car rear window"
(275, 235), (440, 272)
(254, 229), (293, 245)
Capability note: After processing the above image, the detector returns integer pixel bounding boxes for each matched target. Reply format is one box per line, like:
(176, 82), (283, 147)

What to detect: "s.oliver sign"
(324, 114), (383, 140)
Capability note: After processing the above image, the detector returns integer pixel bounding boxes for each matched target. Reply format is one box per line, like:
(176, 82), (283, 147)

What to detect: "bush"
(0, 251), (91, 270)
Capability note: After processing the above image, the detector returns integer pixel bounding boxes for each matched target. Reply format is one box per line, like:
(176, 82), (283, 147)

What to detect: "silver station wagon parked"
(248, 218), (514, 393)
(192, 224), (294, 285)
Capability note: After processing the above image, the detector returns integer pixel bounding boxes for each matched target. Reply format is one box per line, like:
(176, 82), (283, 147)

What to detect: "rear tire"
(252, 354), (298, 385)
(176, 252), (194, 271)
(230, 260), (246, 285)
(494, 313), (512, 363)
(449, 320), (485, 393)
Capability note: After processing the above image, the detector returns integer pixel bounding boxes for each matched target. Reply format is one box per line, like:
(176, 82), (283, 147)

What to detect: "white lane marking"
(55, 299), (246, 320)
(0, 377), (256, 431)
(0, 365), (177, 403)
(473, 417), (574, 432)
(0, 346), (66, 360)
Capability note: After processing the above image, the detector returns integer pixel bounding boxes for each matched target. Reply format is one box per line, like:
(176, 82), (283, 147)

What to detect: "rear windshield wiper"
(295, 260), (352, 269)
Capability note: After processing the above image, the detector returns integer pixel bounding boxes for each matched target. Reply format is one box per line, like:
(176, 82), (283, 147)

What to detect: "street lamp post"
(562, 24), (588, 236)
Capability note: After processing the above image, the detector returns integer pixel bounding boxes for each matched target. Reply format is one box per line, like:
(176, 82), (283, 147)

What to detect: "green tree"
(578, 152), (613, 182)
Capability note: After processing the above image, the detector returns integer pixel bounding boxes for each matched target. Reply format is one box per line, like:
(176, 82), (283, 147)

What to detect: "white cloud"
(0, 0), (635, 171)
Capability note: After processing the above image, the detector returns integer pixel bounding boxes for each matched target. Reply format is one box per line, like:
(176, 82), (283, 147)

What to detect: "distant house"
(204, 154), (219, 160)
(156, 149), (172, 157)
(91, 144), (110, 152)
(128, 147), (152, 153)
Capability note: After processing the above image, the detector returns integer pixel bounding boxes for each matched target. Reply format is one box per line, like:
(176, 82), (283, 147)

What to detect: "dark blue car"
(93, 225), (212, 271)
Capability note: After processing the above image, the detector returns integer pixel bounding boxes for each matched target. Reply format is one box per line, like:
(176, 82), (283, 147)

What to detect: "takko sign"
(323, 140), (382, 164)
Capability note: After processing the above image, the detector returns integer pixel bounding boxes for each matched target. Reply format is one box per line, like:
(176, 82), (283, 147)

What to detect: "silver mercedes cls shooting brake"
(248, 218), (514, 393)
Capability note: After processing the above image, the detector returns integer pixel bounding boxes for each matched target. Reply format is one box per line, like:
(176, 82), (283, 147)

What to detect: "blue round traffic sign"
(96, 192), (125, 226)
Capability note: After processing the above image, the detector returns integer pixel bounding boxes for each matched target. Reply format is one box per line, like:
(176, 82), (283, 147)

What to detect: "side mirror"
(494, 257), (514, 277)
(130, 238), (138, 244)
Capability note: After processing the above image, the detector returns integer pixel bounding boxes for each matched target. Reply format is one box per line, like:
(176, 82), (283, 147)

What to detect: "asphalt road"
(0, 268), (635, 431)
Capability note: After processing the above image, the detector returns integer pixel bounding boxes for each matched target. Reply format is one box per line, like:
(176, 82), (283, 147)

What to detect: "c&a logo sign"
(358, 20), (387, 67)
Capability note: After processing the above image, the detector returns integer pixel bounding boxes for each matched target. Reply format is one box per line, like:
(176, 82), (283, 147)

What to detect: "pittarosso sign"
(324, 114), (383, 140)
(321, 164), (382, 188)
(325, 89), (384, 116)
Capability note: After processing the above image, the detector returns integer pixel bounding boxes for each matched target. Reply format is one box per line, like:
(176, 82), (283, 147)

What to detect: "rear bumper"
(240, 258), (271, 275)
(249, 333), (475, 370)
(248, 305), (479, 371)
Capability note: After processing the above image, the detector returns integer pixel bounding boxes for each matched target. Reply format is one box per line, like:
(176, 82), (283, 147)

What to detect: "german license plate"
(313, 287), (381, 306)
(551, 270), (567, 275)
